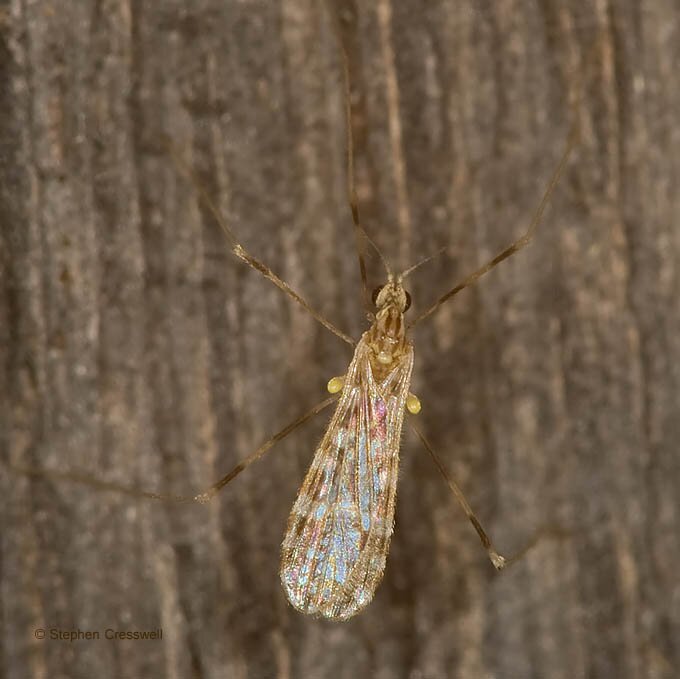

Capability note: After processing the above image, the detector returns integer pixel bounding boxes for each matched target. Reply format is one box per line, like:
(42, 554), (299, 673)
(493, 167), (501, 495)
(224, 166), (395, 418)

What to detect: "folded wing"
(280, 336), (414, 620)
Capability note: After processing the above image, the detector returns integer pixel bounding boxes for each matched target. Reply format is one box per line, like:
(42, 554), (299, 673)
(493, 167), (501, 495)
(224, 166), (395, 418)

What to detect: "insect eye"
(404, 291), (412, 311)
(371, 286), (383, 306)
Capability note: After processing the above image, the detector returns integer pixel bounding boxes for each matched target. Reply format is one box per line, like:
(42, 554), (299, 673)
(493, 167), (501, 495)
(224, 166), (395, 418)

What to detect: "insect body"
(281, 278), (415, 619)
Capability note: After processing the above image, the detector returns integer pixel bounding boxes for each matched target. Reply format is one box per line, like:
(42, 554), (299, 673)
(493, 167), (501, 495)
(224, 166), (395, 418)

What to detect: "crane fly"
(10, 5), (581, 621)
(272, 6), (578, 618)
(280, 271), (416, 619)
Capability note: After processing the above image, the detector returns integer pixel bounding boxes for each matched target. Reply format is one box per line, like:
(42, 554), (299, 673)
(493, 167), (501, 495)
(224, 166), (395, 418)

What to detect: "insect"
(280, 263), (417, 619)
(12, 5), (579, 621)
(159, 18), (577, 619)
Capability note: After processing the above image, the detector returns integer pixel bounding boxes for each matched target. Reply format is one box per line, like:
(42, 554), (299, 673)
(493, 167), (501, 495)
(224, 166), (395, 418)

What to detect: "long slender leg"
(164, 139), (354, 346)
(194, 395), (336, 502)
(410, 422), (571, 569)
(408, 122), (579, 330)
(410, 422), (508, 569)
(8, 396), (337, 505)
(325, 1), (370, 311)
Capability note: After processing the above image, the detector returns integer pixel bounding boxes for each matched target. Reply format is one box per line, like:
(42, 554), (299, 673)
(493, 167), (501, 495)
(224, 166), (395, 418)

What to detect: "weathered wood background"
(1, 1), (679, 677)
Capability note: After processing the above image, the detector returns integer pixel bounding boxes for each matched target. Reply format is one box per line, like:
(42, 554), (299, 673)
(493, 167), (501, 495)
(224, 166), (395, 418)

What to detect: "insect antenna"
(398, 247), (447, 281)
(360, 226), (393, 279)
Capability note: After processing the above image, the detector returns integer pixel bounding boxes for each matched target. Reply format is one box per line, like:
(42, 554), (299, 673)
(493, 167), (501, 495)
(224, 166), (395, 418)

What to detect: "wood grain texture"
(1, 1), (679, 677)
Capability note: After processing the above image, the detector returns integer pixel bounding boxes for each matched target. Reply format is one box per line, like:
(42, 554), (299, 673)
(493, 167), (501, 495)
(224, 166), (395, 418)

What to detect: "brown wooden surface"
(1, 1), (679, 678)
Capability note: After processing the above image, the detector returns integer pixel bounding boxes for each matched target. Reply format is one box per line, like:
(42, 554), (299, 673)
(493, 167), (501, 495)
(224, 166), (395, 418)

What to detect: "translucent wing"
(280, 335), (414, 620)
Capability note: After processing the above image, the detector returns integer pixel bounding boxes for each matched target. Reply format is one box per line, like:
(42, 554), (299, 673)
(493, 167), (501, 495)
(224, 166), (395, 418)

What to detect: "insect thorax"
(366, 304), (409, 379)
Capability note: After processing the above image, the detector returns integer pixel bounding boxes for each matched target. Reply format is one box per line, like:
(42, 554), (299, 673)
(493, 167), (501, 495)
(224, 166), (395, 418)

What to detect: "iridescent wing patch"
(280, 336), (414, 620)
